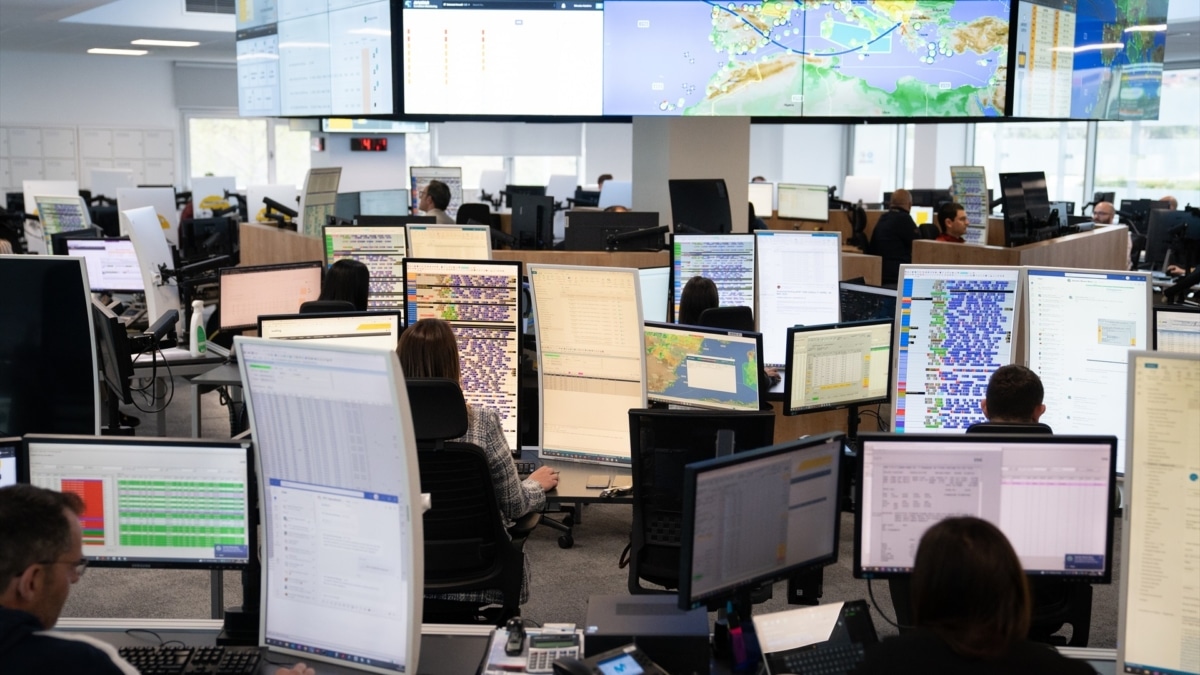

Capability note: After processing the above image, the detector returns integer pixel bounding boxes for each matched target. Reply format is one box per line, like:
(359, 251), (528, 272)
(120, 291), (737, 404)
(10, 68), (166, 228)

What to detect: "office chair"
(455, 202), (492, 226)
(918, 223), (941, 240)
(625, 408), (775, 595)
(406, 378), (530, 625)
(965, 421), (1054, 434)
(298, 300), (356, 314)
(697, 306), (755, 332)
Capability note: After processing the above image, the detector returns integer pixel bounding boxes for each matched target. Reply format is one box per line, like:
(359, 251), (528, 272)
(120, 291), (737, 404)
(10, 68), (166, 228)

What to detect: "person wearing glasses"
(0, 485), (316, 675)
(418, 180), (455, 224)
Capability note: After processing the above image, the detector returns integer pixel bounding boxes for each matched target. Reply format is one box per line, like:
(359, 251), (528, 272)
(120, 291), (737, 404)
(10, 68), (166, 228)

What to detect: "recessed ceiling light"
(131, 39), (201, 47)
(88, 48), (149, 56)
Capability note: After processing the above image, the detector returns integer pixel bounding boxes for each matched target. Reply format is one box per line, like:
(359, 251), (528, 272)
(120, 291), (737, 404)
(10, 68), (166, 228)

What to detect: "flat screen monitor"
(356, 216), (435, 227)
(747, 182), (774, 218)
(1011, 0), (1167, 120)
(410, 167), (463, 221)
(0, 438), (21, 487)
(839, 282), (897, 323)
(91, 299), (134, 405)
(855, 433), (1117, 582)
(530, 265), (646, 465)
(50, 227), (103, 256)
(564, 211), (661, 252)
(668, 179), (731, 234)
(597, 181), (633, 211)
(891, 265), (1022, 434)
(638, 267), (670, 323)
(503, 185), (546, 209)
(511, 194), (555, 250)
(1119, 351), (1200, 675)
(404, 259), (523, 451)
(1153, 306), (1200, 355)
(1025, 267), (1150, 474)
(359, 189), (410, 216)
(218, 261), (323, 331)
(34, 195), (91, 238)
(754, 231), (842, 368)
(776, 184), (829, 221)
(179, 217), (238, 264)
(406, 224), (491, 261)
(670, 234), (756, 323)
(258, 311), (402, 351)
(66, 238), (144, 293)
(1145, 208), (1199, 271)
(785, 319), (892, 415)
(0, 255), (99, 437)
(910, 206), (934, 227)
(323, 225), (407, 313)
(679, 432), (844, 610)
(25, 435), (253, 569)
(235, 1), (394, 117)
(842, 176), (882, 206)
(334, 192), (360, 220)
(999, 171), (1051, 222)
(643, 321), (762, 412)
(236, 338), (423, 674)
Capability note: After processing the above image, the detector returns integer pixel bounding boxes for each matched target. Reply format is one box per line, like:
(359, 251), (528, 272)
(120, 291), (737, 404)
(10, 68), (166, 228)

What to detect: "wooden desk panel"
(493, 250), (670, 269)
(238, 222), (323, 267)
(912, 225), (1127, 270)
(841, 252), (881, 286)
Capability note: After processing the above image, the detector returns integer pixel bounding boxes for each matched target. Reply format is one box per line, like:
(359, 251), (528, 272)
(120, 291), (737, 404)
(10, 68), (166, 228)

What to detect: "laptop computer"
(753, 600), (880, 675)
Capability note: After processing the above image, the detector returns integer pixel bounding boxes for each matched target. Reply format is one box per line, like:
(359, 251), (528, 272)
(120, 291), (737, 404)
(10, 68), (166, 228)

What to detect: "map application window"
(644, 322), (761, 412)
(324, 225), (408, 313)
(671, 234), (755, 324)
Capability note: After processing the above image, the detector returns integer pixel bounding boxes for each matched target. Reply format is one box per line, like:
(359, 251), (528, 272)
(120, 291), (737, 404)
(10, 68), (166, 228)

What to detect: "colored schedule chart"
(893, 266), (1021, 433)
(405, 259), (522, 450)
(671, 234), (755, 323)
(324, 225), (407, 313)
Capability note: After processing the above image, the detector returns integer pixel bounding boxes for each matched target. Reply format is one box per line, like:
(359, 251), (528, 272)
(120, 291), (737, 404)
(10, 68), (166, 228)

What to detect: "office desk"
(912, 224), (1128, 270)
(523, 448), (633, 538)
(190, 362), (244, 438)
(130, 349), (226, 437)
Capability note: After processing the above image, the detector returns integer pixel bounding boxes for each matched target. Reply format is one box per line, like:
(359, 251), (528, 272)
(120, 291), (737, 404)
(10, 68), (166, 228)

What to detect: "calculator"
(526, 633), (581, 673)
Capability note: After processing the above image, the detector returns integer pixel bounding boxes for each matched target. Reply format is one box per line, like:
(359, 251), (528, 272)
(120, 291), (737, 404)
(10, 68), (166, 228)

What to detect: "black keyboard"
(516, 461), (538, 478)
(117, 645), (261, 675)
(770, 642), (865, 675)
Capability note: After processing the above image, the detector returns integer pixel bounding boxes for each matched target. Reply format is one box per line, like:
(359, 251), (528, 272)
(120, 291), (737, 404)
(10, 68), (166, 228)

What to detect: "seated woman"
(677, 275), (719, 325)
(397, 319), (558, 603)
(319, 258), (370, 311)
(854, 517), (1096, 674)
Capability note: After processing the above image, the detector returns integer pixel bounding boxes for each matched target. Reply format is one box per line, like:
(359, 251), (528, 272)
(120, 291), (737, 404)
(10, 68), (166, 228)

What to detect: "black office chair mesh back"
(298, 300), (356, 314)
(406, 378), (525, 623)
(455, 203), (492, 226)
(697, 306), (755, 332)
(626, 409), (775, 594)
(965, 422), (1053, 434)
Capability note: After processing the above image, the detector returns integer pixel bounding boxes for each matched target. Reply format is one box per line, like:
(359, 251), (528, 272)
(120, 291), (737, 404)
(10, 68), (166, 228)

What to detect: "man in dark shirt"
(935, 202), (969, 243)
(867, 188), (918, 286)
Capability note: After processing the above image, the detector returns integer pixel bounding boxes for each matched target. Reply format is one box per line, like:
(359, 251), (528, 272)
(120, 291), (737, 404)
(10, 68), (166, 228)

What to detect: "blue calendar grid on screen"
(895, 267), (1020, 433)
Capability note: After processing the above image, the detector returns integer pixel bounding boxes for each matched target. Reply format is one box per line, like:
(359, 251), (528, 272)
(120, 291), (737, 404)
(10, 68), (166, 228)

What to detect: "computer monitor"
(91, 299), (134, 405)
(670, 234), (756, 324)
(66, 238), (144, 294)
(747, 182), (774, 218)
(891, 265), (1022, 433)
(218, 261), (323, 331)
(0, 255), (100, 436)
(404, 259), (524, 452)
(854, 433), (1117, 582)
(258, 311), (402, 351)
(573, 188), (601, 208)
(360, 189), (410, 216)
(334, 192), (361, 220)
(1144, 208), (1199, 271)
(356, 215), (435, 226)
(178, 217), (238, 264)
(638, 267), (670, 323)
(405, 224), (491, 261)
(776, 183), (829, 221)
(839, 282), (897, 322)
(841, 176), (881, 206)
(511, 194), (554, 250)
(679, 432), (844, 610)
(25, 435), (253, 569)
(530, 265), (646, 465)
(1153, 306), (1200, 355)
(668, 179), (731, 234)
(323, 225), (408, 313)
(908, 189), (953, 209)
(0, 438), (21, 487)
(1119, 351), (1200, 675)
(598, 181), (633, 210)
(643, 321), (762, 412)
(999, 171), (1051, 222)
(564, 211), (661, 252)
(785, 319), (893, 416)
(34, 194), (92, 241)
(236, 338), (423, 673)
(754, 231), (842, 368)
(503, 184), (546, 209)
(410, 166), (463, 221)
(1025, 267), (1150, 474)
(910, 206), (934, 227)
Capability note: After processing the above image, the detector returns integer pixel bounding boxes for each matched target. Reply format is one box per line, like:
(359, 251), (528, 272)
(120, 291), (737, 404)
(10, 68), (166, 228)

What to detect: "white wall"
(778, 125), (848, 189)
(310, 133), (409, 193)
(582, 123), (632, 186)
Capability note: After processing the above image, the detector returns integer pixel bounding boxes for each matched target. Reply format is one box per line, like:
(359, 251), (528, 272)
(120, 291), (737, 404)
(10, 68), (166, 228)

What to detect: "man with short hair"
(596, 173), (613, 189)
(867, 188), (919, 287)
(981, 364), (1047, 425)
(1092, 201), (1115, 225)
(934, 202), (969, 243)
(418, 180), (455, 224)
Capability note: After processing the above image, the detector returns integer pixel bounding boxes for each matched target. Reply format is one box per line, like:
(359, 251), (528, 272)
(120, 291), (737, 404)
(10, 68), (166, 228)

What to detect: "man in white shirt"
(419, 180), (455, 224)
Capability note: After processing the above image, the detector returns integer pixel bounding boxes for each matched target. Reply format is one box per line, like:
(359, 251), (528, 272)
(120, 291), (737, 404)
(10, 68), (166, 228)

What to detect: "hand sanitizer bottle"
(189, 299), (207, 356)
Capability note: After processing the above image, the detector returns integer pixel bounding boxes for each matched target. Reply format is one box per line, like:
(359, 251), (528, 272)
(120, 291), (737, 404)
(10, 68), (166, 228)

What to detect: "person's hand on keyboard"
(276, 663), (316, 675)
(529, 466), (560, 492)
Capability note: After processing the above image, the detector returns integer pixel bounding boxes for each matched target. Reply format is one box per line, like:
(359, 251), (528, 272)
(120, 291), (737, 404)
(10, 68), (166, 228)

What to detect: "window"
(851, 125), (901, 193)
(186, 115), (310, 189)
(974, 121), (1088, 204)
(1095, 69), (1200, 207)
(432, 156), (504, 193)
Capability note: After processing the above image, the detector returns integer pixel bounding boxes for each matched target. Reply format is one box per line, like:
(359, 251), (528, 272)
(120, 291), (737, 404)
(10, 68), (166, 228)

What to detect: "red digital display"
(350, 137), (388, 152)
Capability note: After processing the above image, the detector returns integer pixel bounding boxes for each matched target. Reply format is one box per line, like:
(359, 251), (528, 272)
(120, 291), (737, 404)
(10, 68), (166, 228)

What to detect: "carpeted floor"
(64, 376), (1121, 648)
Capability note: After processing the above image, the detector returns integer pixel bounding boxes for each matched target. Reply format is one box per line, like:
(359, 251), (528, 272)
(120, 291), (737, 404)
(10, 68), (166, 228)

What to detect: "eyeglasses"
(39, 557), (88, 578)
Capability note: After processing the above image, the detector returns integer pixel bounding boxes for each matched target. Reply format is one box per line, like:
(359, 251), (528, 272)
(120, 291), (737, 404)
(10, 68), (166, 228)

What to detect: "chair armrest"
(508, 512), (541, 542)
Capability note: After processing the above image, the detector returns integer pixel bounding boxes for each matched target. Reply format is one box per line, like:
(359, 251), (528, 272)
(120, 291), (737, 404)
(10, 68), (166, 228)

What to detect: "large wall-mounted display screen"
(402, 0), (1011, 118)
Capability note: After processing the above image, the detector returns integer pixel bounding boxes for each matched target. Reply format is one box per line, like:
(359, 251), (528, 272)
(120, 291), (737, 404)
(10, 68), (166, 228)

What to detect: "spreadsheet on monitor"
(218, 263), (323, 331)
(406, 224), (491, 261)
(1154, 307), (1200, 355)
(755, 231), (841, 367)
(324, 225), (407, 312)
(776, 183), (828, 221)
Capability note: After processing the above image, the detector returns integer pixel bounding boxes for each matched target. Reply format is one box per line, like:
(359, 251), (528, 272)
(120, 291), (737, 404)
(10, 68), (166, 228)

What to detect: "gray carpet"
(65, 376), (1121, 648)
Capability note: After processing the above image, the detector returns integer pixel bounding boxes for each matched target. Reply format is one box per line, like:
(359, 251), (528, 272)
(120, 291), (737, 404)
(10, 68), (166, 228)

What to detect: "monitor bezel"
(775, 182), (831, 222)
(784, 318), (894, 416)
(678, 431), (846, 610)
(217, 260), (324, 331)
(643, 320), (764, 412)
(853, 432), (1118, 583)
(22, 434), (254, 570)
(1152, 305), (1200, 351)
(668, 233), (757, 324)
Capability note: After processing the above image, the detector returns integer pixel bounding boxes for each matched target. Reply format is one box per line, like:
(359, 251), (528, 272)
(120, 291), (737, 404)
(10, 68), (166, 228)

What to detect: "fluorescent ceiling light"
(1124, 24), (1167, 32)
(1051, 43), (1125, 53)
(131, 39), (201, 47)
(88, 48), (149, 56)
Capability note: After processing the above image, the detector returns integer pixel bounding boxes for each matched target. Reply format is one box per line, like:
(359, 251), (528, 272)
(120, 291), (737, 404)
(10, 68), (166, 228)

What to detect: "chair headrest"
(698, 306), (755, 332)
(299, 300), (356, 314)
(405, 378), (469, 442)
(965, 422), (1053, 435)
